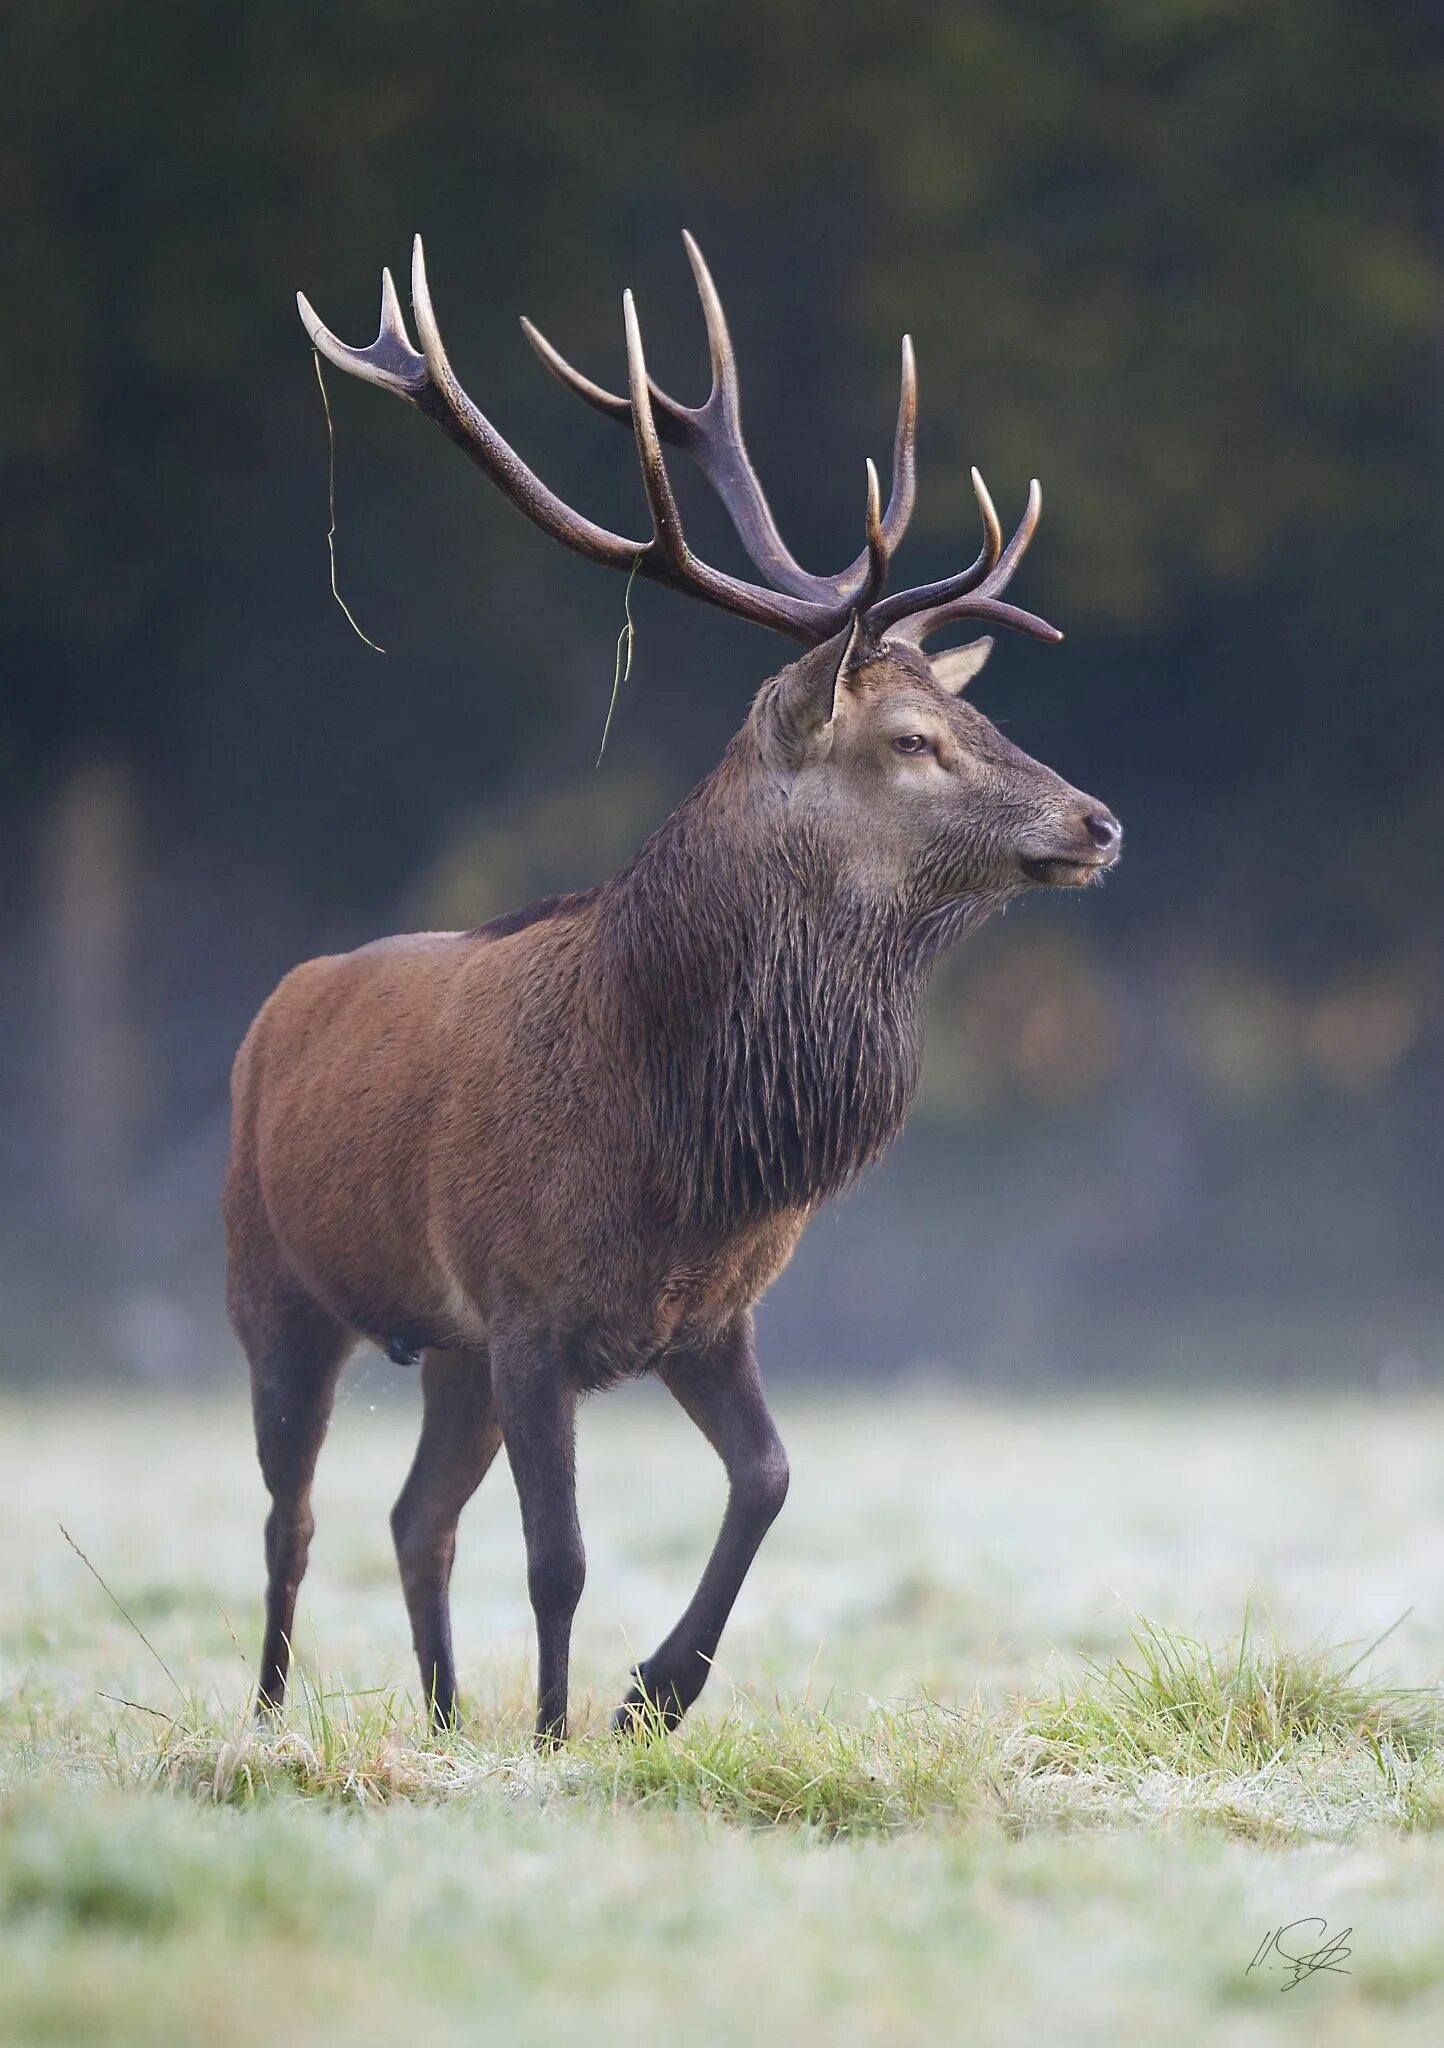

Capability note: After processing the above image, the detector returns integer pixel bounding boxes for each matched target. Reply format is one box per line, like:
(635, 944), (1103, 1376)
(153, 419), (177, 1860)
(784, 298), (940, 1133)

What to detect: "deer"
(225, 232), (1121, 1745)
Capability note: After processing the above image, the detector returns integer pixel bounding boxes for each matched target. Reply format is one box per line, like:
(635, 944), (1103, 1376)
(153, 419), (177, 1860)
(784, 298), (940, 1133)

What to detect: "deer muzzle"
(1018, 803), (1123, 888)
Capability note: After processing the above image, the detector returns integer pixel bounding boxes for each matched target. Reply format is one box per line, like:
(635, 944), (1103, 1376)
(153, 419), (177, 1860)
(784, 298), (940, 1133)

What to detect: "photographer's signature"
(1248, 1919), (1353, 1990)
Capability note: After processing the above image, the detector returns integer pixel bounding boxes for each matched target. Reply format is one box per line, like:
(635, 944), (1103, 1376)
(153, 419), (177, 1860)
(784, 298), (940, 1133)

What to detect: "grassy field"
(5, 1378), (1444, 2044)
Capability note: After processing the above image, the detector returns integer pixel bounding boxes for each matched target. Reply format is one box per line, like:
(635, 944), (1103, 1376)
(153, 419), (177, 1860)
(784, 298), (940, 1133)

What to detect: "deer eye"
(892, 734), (932, 757)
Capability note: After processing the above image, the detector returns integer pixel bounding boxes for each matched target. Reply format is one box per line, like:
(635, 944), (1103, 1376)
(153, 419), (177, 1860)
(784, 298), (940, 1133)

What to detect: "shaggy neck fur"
(600, 733), (1001, 1232)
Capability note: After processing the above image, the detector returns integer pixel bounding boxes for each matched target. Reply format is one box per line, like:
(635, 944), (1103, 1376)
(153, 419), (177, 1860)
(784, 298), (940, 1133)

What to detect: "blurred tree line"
(1, 0), (1441, 1380)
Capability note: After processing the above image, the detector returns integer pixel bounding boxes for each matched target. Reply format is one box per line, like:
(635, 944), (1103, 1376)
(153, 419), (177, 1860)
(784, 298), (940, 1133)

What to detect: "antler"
(299, 237), (838, 643)
(868, 473), (1063, 647)
(521, 232), (916, 609)
(296, 234), (1061, 653)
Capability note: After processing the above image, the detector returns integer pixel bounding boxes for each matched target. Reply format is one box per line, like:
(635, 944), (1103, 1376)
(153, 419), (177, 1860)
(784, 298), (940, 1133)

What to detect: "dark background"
(3, 0), (1440, 1386)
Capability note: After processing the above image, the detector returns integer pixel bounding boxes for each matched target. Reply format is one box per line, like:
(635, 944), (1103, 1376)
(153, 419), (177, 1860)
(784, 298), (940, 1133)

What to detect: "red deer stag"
(227, 233), (1121, 1742)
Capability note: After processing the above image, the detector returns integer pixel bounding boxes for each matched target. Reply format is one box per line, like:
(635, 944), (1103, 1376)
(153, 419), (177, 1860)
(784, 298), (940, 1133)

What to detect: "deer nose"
(1084, 810), (1121, 853)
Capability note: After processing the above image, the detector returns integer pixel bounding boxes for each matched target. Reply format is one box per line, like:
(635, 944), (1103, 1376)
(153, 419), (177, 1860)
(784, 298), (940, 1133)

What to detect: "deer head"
(299, 235), (1121, 914)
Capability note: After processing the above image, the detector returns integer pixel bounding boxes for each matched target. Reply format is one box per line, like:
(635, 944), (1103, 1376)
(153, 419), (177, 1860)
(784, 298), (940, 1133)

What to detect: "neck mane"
(599, 733), (991, 1231)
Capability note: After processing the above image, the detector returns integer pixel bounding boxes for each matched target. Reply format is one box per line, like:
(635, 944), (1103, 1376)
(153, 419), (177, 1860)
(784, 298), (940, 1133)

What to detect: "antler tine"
(973, 465), (1004, 567)
(297, 267), (428, 398)
(622, 289), (690, 571)
(520, 248), (731, 447)
(870, 472), (1062, 646)
(884, 335), (918, 554)
(680, 228), (736, 414)
(519, 315), (634, 425)
(519, 226), (733, 437)
(858, 458), (890, 610)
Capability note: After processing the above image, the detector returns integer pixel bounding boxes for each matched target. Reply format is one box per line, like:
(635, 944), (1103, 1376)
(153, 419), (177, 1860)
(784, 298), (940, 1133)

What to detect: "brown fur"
(227, 627), (1120, 1738)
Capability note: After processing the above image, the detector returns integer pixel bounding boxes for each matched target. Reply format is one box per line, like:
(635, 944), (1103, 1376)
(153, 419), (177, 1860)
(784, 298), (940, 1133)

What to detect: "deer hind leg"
(233, 1260), (352, 1718)
(489, 1316), (585, 1746)
(614, 1311), (788, 1732)
(391, 1347), (501, 1730)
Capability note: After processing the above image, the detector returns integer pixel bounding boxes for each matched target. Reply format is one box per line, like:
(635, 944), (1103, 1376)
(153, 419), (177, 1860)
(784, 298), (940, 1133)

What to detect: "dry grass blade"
(312, 352), (386, 653)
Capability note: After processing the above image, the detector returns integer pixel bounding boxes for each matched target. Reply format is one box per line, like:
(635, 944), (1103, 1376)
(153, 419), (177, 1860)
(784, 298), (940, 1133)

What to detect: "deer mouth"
(1019, 851), (1115, 888)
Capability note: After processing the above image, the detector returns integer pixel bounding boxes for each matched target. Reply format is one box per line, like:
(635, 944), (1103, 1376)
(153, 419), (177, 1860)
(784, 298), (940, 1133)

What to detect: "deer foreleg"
(614, 1311), (789, 1731)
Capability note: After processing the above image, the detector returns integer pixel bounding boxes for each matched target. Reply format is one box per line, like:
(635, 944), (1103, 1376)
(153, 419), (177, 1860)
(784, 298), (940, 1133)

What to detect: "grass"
(5, 1383), (1444, 2041)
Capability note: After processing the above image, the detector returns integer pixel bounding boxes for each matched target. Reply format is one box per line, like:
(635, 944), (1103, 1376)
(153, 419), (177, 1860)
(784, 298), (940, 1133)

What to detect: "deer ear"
(756, 619), (867, 775)
(929, 636), (994, 695)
